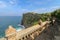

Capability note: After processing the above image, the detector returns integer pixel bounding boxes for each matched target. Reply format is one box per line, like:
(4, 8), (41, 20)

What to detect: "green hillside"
(21, 9), (60, 28)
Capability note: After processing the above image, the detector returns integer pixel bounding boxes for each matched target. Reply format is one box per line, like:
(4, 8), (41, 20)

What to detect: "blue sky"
(0, 0), (60, 16)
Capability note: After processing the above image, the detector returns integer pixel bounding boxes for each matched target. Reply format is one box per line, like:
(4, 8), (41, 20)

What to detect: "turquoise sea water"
(0, 16), (23, 38)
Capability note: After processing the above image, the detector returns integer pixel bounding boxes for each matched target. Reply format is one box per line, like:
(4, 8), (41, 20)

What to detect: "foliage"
(21, 9), (60, 28)
(51, 9), (60, 19)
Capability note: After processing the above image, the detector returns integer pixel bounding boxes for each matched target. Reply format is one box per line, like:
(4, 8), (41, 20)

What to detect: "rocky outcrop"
(5, 25), (16, 40)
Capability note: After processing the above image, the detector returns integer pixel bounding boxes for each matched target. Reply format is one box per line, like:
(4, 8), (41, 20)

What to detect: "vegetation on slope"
(51, 9), (60, 19)
(21, 9), (60, 28)
(21, 9), (60, 40)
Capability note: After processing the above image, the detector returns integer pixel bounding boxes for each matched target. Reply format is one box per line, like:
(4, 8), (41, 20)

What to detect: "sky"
(0, 0), (60, 16)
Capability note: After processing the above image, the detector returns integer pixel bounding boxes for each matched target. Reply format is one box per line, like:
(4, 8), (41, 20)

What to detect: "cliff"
(21, 9), (60, 40)
(21, 9), (60, 27)
(21, 12), (51, 28)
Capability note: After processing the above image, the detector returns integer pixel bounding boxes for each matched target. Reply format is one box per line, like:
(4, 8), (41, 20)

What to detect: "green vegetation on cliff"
(21, 9), (60, 28)
(21, 9), (60, 40)
(51, 9), (60, 19)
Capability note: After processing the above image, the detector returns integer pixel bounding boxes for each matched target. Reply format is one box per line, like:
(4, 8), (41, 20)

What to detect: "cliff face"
(21, 12), (51, 28)
(21, 9), (60, 40)
(21, 9), (60, 27)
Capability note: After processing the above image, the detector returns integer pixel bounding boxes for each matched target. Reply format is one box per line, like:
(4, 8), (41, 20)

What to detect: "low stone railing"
(5, 21), (50, 40)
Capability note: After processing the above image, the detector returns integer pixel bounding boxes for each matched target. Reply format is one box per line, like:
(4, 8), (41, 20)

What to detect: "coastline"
(0, 25), (25, 39)
(0, 37), (5, 40)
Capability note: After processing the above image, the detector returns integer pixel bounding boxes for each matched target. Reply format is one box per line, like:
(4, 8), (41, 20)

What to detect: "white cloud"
(47, 0), (52, 1)
(0, 1), (7, 8)
(34, 1), (44, 5)
(0, 0), (15, 8)
(0, 0), (18, 7)
(9, 1), (14, 4)
(32, 8), (47, 13)
(32, 6), (60, 13)
(26, 0), (52, 5)
(51, 6), (60, 9)
(17, 6), (60, 14)
(20, 9), (30, 13)
(9, 0), (17, 4)
(34, 0), (52, 5)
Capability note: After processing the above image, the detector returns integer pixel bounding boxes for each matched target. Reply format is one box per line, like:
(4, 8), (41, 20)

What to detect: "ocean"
(0, 16), (23, 38)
